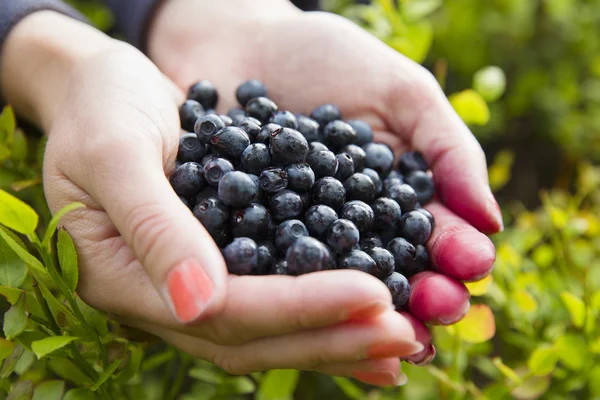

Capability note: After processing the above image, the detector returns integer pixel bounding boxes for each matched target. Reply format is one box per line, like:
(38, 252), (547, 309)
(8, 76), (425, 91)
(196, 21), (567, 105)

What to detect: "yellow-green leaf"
(590, 365), (600, 397)
(31, 336), (78, 359)
(0, 338), (15, 363)
(556, 334), (587, 370)
(449, 89), (490, 126)
(514, 290), (537, 313)
(0, 286), (23, 305)
(42, 203), (85, 250)
(0, 106), (16, 143)
(465, 275), (493, 296)
(527, 344), (558, 376)
(3, 293), (27, 340)
(57, 229), (78, 292)
(492, 357), (521, 384)
(589, 336), (600, 354)
(32, 380), (65, 400)
(560, 292), (586, 328)
(90, 359), (122, 391)
(454, 304), (496, 344)
(258, 370), (299, 400)
(6, 380), (33, 400)
(0, 189), (38, 234)
(511, 374), (551, 400)
(0, 227), (48, 279)
(48, 358), (94, 386)
(11, 129), (27, 163)
(532, 244), (555, 269)
(0, 237), (27, 288)
(387, 21), (433, 63)
(332, 377), (366, 400)
(473, 66), (507, 102)
(63, 389), (98, 400)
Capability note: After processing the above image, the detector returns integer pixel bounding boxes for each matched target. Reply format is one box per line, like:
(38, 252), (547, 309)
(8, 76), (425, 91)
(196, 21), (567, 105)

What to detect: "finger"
(316, 358), (405, 387)
(408, 272), (470, 325)
(399, 312), (435, 365)
(426, 201), (496, 282)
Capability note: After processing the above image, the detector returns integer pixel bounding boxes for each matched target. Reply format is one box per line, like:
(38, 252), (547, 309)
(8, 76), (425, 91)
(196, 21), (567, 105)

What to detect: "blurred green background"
(1, 0), (599, 399)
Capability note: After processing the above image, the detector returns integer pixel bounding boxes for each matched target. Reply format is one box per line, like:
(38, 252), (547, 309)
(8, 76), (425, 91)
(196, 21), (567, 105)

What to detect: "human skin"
(0, 1), (500, 388)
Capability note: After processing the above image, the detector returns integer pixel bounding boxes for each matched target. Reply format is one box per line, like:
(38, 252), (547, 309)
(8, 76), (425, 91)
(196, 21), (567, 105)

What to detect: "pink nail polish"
(352, 371), (398, 386)
(166, 259), (214, 323)
(368, 341), (424, 359)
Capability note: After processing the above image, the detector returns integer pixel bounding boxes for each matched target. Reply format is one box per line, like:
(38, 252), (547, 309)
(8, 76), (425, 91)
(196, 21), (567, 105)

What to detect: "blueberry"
(205, 108), (217, 115)
(384, 272), (410, 309)
(365, 247), (395, 280)
(223, 237), (258, 275)
(256, 241), (276, 275)
(270, 259), (290, 275)
(179, 196), (191, 209)
(309, 141), (328, 153)
(270, 111), (298, 129)
(323, 120), (357, 151)
(259, 168), (289, 193)
(403, 244), (430, 277)
(194, 114), (226, 144)
(379, 228), (397, 248)
(236, 80), (267, 107)
(269, 190), (303, 220)
(230, 203), (272, 240)
(326, 219), (360, 254)
(398, 210), (432, 245)
(246, 97), (278, 123)
(363, 143), (394, 176)
(200, 154), (218, 168)
(227, 107), (246, 124)
(341, 144), (367, 171)
(285, 163), (315, 192)
(388, 183), (418, 212)
(415, 208), (435, 230)
(387, 237), (416, 274)
(296, 115), (321, 142)
(237, 118), (262, 141)
(310, 104), (341, 127)
(306, 150), (338, 178)
(256, 123), (282, 144)
(304, 204), (338, 238)
(195, 186), (218, 204)
(178, 133), (207, 163)
(405, 171), (435, 205)
(371, 197), (402, 231)
(398, 151), (429, 174)
(286, 236), (332, 275)
(334, 153), (355, 181)
(218, 171), (257, 208)
(360, 232), (383, 250)
(361, 168), (382, 195)
(383, 173), (404, 196)
(343, 173), (376, 203)
(241, 143), (272, 175)
(210, 126), (250, 160)
(347, 120), (373, 146)
(340, 200), (374, 233)
(338, 250), (377, 276)
(275, 219), (309, 253)
(269, 127), (309, 165)
(170, 162), (204, 197)
(311, 177), (346, 210)
(193, 197), (230, 233)
(248, 174), (266, 204)
(187, 80), (218, 109)
(298, 191), (312, 212)
(203, 157), (234, 188)
(210, 229), (232, 248)
(179, 100), (204, 132)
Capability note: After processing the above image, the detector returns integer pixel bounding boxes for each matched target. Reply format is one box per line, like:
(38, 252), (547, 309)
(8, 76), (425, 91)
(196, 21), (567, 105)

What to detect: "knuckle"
(212, 350), (248, 375)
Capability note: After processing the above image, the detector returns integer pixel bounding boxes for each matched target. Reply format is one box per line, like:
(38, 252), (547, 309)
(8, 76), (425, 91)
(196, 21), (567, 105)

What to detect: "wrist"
(0, 11), (118, 127)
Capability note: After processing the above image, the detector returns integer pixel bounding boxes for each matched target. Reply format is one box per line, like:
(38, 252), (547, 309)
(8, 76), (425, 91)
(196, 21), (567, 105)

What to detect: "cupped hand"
(149, 0), (501, 377)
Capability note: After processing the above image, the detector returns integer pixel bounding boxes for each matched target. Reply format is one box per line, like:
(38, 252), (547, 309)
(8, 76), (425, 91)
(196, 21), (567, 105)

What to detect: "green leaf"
(75, 296), (107, 337)
(31, 336), (78, 359)
(57, 229), (78, 292)
(473, 66), (507, 102)
(15, 330), (49, 350)
(188, 367), (224, 384)
(48, 357), (93, 386)
(0, 238), (27, 288)
(3, 293), (27, 340)
(0, 227), (48, 279)
(225, 376), (255, 394)
(11, 129), (28, 163)
(141, 349), (175, 371)
(401, 0), (442, 22)
(0, 189), (38, 234)
(0, 344), (24, 378)
(590, 365), (600, 397)
(332, 377), (366, 400)
(42, 203), (85, 250)
(32, 380), (64, 400)
(560, 292), (586, 328)
(449, 89), (491, 126)
(555, 334), (587, 370)
(387, 21), (433, 63)
(527, 344), (558, 376)
(0, 286), (23, 305)
(90, 358), (122, 391)
(114, 345), (143, 384)
(511, 374), (551, 400)
(0, 338), (15, 363)
(6, 380), (33, 400)
(0, 106), (16, 143)
(14, 349), (35, 375)
(258, 369), (299, 400)
(63, 389), (98, 400)
(492, 357), (521, 384)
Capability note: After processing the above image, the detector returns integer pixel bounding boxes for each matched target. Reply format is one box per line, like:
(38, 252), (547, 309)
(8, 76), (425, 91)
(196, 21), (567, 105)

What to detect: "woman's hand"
(2, 11), (424, 386)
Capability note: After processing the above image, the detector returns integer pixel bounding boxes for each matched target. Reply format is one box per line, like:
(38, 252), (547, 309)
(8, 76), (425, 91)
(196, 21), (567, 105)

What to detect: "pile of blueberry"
(171, 79), (435, 310)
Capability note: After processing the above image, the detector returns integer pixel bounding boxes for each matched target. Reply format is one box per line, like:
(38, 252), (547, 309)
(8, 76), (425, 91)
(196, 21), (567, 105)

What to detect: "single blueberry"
(203, 157), (235, 188)
(248, 174), (266, 204)
(415, 208), (435, 231)
(256, 241), (276, 275)
(210, 229), (231, 248)
(285, 163), (315, 193)
(187, 80), (218, 109)
(398, 151), (429, 174)
(361, 168), (382, 195)
(286, 236), (332, 275)
(311, 177), (346, 210)
(241, 143), (272, 175)
(306, 150), (338, 179)
(218, 171), (258, 208)
(309, 141), (328, 153)
(365, 247), (395, 280)
(246, 97), (278, 123)
(170, 162), (204, 197)
(341, 144), (367, 171)
(178, 133), (207, 163)
(230, 203), (272, 240)
(405, 171), (435, 205)
(343, 173), (377, 203)
(269, 189), (304, 220)
(398, 210), (432, 245)
(334, 153), (355, 181)
(193, 197), (230, 233)
(179, 99), (204, 132)
(223, 237), (258, 275)
(383, 173), (404, 196)
(296, 115), (321, 142)
(340, 200), (374, 233)
(255, 123), (282, 144)
(371, 197), (402, 231)
(323, 120), (357, 151)
(195, 186), (218, 204)
(194, 114), (226, 144)
(305, 204), (338, 238)
(270, 259), (290, 275)
(259, 168), (289, 193)
(237, 118), (262, 141)
(347, 120), (373, 146)
(298, 191), (312, 212)
(360, 232), (383, 250)
(200, 154), (218, 168)
(387, 237), (416, 275)
(310, 104), (341, 127)
(403, 244), (430, 277)
(363, 142), (394, 176)
(236, 80), (267, 107)
(269, 127), (310, 165)
(388, 183), (419, 212)
(326, 219), (360, 254)
(384, 272), (411, 309)
(338, 250), (377, 276)
(210, 126), (250, 160)
(270, 111), (299, 129)
(274, 219), (309, 253)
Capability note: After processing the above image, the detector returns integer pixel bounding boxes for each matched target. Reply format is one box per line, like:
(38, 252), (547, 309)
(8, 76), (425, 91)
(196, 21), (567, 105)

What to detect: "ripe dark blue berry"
(193, 197), (230, 233)
(405, 171), (435, 205)
(340, 200), (374, 233)
(241, 143), (272, 175)
(334, 153), (355, 181)
(387, 237), (416, 274)
(305, 204), (338, 238)
(179, 100), (204, 132)
(256, 242), (276, 275)
(270, 128), (309, 165)
(195, 186), (218, 204)
(195, 114), (226, 144)
(285, 163), (315, 192)
(362, 168), (382, 195)
(298, 191), (312, 211)
(246, 97), (278, 123)
(230, 203), (272, 240)
(219, 114), (233, 126)
(200, 154), (218, 168)
(210, 229), (231, 248)
(259, 168), (288, 193)
(256, 123), (281, 144)
(247, 174), (266, 204)
(309, 141), (328, 153)
(310, 104), (341, 127)
(383, 172), (404, 196)
(218, 171), (258, 208)
(326, 219), (360, 254)
(384, 272), (411, 309)
(269, 190), (304, 220)
(365, 247), (395, 280)
(286, 236), (332, 275)
(270, 259), (289, 275)
(187, 80), (218, 109)
(312, 177), (346, 210)
(343, 173), (376, 203)
(223, 237), (258, 275)
(398, 151), (429, 174)
(347, 120), (373, 146)
(227, 108), (246, 124)
(338, 250), (377, 276)
(363, 143), (394, 176)
(178, 133), (207, 163)
(270, 111), (298, 129)
(388, 183), (418, 212)
(360, 232), (383, 250)
(398, 210), (432, 245)
(296, 115), (321, 142)
(203, 157), (234, 188)
(179, 196), (191, 209)
(170, 162), (204, 197)
(415, 208), (435, 230)
(275, 219), (309, 252)
(341, 144), (367, 171)
(306, 150), (338, 178)
(236, 80), (267, 107)
(210, 127), (250, 160)
(323, 120), (357, 151)
(237, 118), (262, 141)
(371, 197), (402, 231)
(403, 244), (430, 277)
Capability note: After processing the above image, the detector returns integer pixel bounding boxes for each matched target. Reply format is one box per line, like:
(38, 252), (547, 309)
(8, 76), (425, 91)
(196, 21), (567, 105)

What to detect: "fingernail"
(407, 344), (436, 366)
(352, 371), (398, 386)
(368, 340), (424, 359)
(396, 372), (409, 386)
(486, 187), (504, 232)
(346, 302), (388, 321)
(166, 259), (214, 323)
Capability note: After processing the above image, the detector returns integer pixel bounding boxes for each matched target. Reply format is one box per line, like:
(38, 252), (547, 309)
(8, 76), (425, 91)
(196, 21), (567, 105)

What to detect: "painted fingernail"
(368, 340), (424, 359)
(352, 371), (398, 386)
(166, 259), (214, 323)
(346, 302), (389, 321)
(407, 344), (436, 366)
(486, 187), (504, 232)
